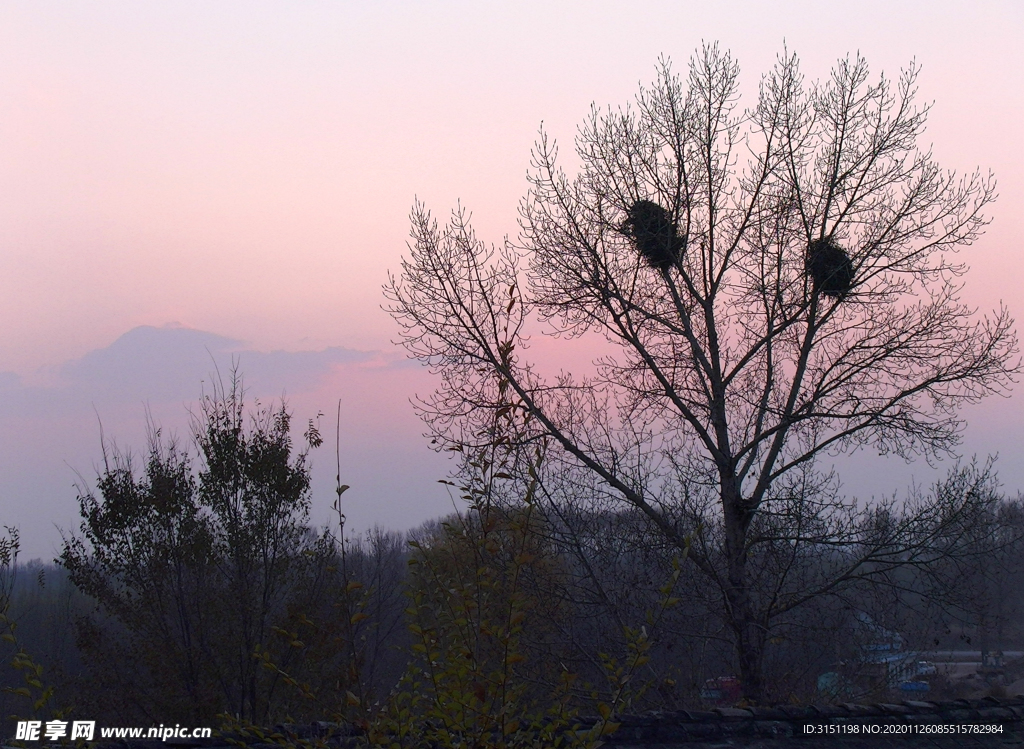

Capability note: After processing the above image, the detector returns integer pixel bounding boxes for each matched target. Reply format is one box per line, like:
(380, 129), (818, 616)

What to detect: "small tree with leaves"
(61, 376), (346, 723)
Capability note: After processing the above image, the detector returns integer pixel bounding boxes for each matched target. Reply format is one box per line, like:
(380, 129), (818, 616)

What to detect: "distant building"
(820, 612), (930, 697)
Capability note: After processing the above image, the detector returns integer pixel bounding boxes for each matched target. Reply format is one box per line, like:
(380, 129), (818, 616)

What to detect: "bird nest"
(806, 238), (854, 298)
(621, 200), (686, 271)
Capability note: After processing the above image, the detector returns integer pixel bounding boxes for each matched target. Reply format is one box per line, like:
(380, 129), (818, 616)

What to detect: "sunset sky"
(2, 1), (1022, 559)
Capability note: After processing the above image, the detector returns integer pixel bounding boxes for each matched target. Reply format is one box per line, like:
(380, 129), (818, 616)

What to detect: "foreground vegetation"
(2, 381), (1023, 747)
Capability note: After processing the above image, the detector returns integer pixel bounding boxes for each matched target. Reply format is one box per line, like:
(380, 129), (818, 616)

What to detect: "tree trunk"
(722, 480), (765, 703)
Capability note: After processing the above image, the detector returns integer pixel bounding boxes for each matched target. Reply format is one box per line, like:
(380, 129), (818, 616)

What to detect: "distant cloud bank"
(0, 325), (454, 560)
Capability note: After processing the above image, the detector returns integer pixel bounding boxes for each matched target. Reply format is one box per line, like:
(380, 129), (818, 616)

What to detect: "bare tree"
(385, 45), (1018, 701)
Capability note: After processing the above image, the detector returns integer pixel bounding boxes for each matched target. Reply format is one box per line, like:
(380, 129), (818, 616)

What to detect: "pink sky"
(1, 1), (1022, 558)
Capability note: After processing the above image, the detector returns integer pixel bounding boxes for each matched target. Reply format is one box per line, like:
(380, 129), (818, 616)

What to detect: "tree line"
(1, 385), (1022, 734)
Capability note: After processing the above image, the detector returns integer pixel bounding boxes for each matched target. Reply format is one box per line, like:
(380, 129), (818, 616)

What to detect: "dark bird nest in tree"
(806, 237), (854, 298)
(621, 200), (686, 271)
